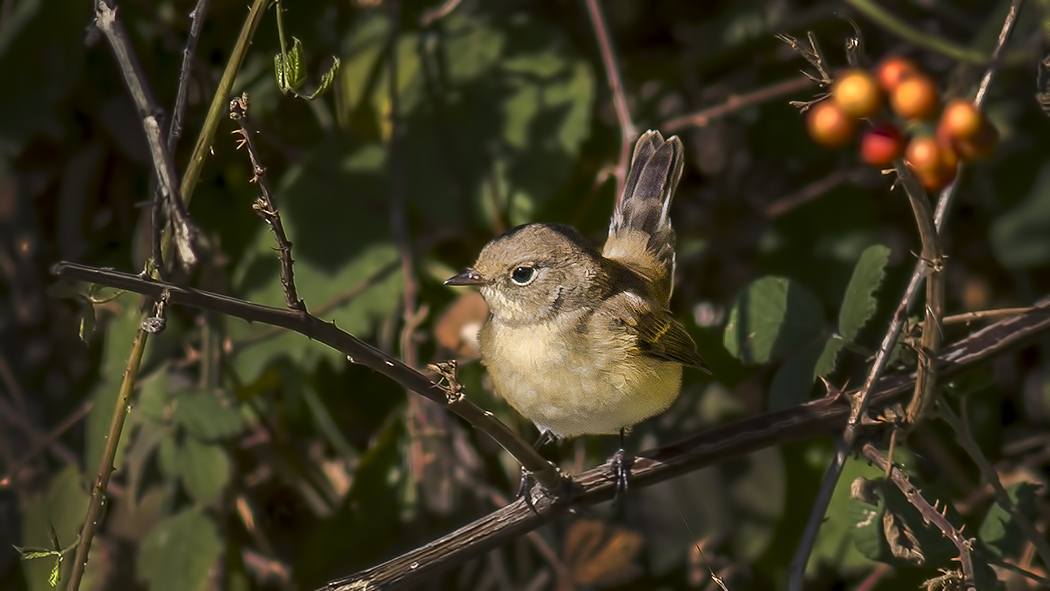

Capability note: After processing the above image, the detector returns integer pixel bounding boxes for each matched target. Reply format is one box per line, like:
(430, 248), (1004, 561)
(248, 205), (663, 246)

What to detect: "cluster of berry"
(806, 56), (998, 191)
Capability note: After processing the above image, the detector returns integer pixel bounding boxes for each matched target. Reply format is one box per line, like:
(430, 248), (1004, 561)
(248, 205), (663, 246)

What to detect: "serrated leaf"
(173, 391), (245, 441)
(287, 37), (306, 90)
(137, 509), (221, 591)
(814, 335), (845, 378)
(179, 438), (230, 505)
(839, 244), (890, 343)
(315, 56), (339, 95)
(273, 53), (286, 88)
(979, 482), (1038, 558)
(723, 277), (824, 364)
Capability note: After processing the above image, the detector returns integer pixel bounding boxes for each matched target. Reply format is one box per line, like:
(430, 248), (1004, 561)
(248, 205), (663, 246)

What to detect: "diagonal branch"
(93, 0), (199, 270)
(51, 262), (565, 494)
(326, 299), (1050, 591)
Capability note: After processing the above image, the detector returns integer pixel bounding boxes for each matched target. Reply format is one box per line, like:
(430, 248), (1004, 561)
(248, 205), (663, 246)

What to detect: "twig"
(168, 0), (209, 152)
(936, 400), (1050, 568)
(93, 0), (199, 270)
(167, 0), (269, 263)
(68, 3), (270, 587)
(229, 93), (305, 312)
(844, 0), (986, 64)
(787, 4), (1025, 586)
(52, 262), (566, 493)
(860, 444), (976, 590)
(0, 399), (89, 486)
(764, 167), (862, 218)
(320, 303), (1050, 591)
(942, 307), (1034, 326)
(66, 320), (151, 591)
(664, 76), (815, 132)
(386, 0), (445, 509)
(151, 0), (210, 274)
(895, 162), (944, 426)
(583, 0), (634, 201)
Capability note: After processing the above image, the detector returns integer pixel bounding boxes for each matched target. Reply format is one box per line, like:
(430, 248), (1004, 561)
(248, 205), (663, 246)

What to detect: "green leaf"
(173, 391), (245, 441)
(20, 465), (92, 591)
(137, 509), (222, 591)
(179, 438), (231, 506)
(315, 56), (340, 96)
(979, 482), (1038, 559)
(723, 277), (824, 364)
(838, 245), (890, 343)
(287, 37), (306, 90)
(814, 335), (845, 378)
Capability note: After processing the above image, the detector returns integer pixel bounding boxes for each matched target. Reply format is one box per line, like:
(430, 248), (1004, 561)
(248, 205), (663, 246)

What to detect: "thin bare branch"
(93, 0), (199, 270)
(583, 0), (634, 201)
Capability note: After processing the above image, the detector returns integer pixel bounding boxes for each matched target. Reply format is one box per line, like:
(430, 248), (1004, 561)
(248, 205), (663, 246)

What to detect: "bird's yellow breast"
(478, 313), (683, 437)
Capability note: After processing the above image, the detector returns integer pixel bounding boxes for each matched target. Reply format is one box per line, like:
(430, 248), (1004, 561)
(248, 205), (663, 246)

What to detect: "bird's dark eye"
(510, 266), (536, 285)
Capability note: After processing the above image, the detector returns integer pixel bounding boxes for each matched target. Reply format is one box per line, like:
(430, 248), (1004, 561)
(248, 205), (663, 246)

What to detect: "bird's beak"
(445, 268), (488, 286)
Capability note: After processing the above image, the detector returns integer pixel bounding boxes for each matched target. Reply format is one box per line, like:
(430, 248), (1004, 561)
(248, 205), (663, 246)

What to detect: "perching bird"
(446, 130), (709, 493)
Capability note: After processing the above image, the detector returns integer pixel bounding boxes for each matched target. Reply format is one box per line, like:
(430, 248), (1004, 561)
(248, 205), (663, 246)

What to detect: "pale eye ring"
(510, 266), (536, 285)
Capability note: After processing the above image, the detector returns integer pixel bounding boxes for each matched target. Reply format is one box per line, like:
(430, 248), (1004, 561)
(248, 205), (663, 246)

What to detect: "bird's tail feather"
(604, 130), (684, 302)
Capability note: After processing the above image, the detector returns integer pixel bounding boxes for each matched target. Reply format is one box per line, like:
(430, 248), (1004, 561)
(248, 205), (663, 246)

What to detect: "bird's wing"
(605, 291), (709, 371)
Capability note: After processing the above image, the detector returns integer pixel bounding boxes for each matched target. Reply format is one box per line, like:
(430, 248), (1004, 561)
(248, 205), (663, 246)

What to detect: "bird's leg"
(610, 428), (633, 510)
(517, 431), (555, 512)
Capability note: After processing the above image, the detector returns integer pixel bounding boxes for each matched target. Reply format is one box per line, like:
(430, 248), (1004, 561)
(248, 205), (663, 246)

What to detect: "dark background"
(1, 0), (1048, 589)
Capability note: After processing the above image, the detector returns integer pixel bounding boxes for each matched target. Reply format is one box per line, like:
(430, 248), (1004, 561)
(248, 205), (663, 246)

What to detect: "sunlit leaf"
(839, 244), (890, 342)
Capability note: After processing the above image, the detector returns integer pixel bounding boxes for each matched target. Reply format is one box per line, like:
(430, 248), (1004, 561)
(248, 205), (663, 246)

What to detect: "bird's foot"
(517, 466), (579, 513)
(609, 447), (633, 513)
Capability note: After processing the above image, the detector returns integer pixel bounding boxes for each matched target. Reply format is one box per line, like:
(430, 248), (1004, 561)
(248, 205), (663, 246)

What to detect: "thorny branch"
(229, 93), (305, 312)
(787, 3), (1025, 587)
(861, 444), (976, 591)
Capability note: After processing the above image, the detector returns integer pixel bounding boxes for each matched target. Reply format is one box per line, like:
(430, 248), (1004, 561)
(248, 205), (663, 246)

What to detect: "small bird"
(446, 130), (709, 492)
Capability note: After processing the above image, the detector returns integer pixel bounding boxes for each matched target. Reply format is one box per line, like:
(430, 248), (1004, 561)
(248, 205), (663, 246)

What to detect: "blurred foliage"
(2, 0), (1050, 590)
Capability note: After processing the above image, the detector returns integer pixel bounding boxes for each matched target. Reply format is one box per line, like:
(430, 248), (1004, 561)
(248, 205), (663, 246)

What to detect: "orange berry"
(939, 99), (984, 140)
(891, 75), (940, 121)
(832, 69), (883, 118)
(905, 135), (958, 192)
(913, 162), (958, 192)
(875, 56), (920, 93)
(905, 135), (941, 173)
(859, 124), (905, 167)
(806, 99), (856, 147)
(952, 122), (999, 161)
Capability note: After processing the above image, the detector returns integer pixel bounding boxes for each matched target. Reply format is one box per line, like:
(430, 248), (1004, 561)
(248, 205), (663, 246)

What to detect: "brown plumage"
(446, 130), (708, 438)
